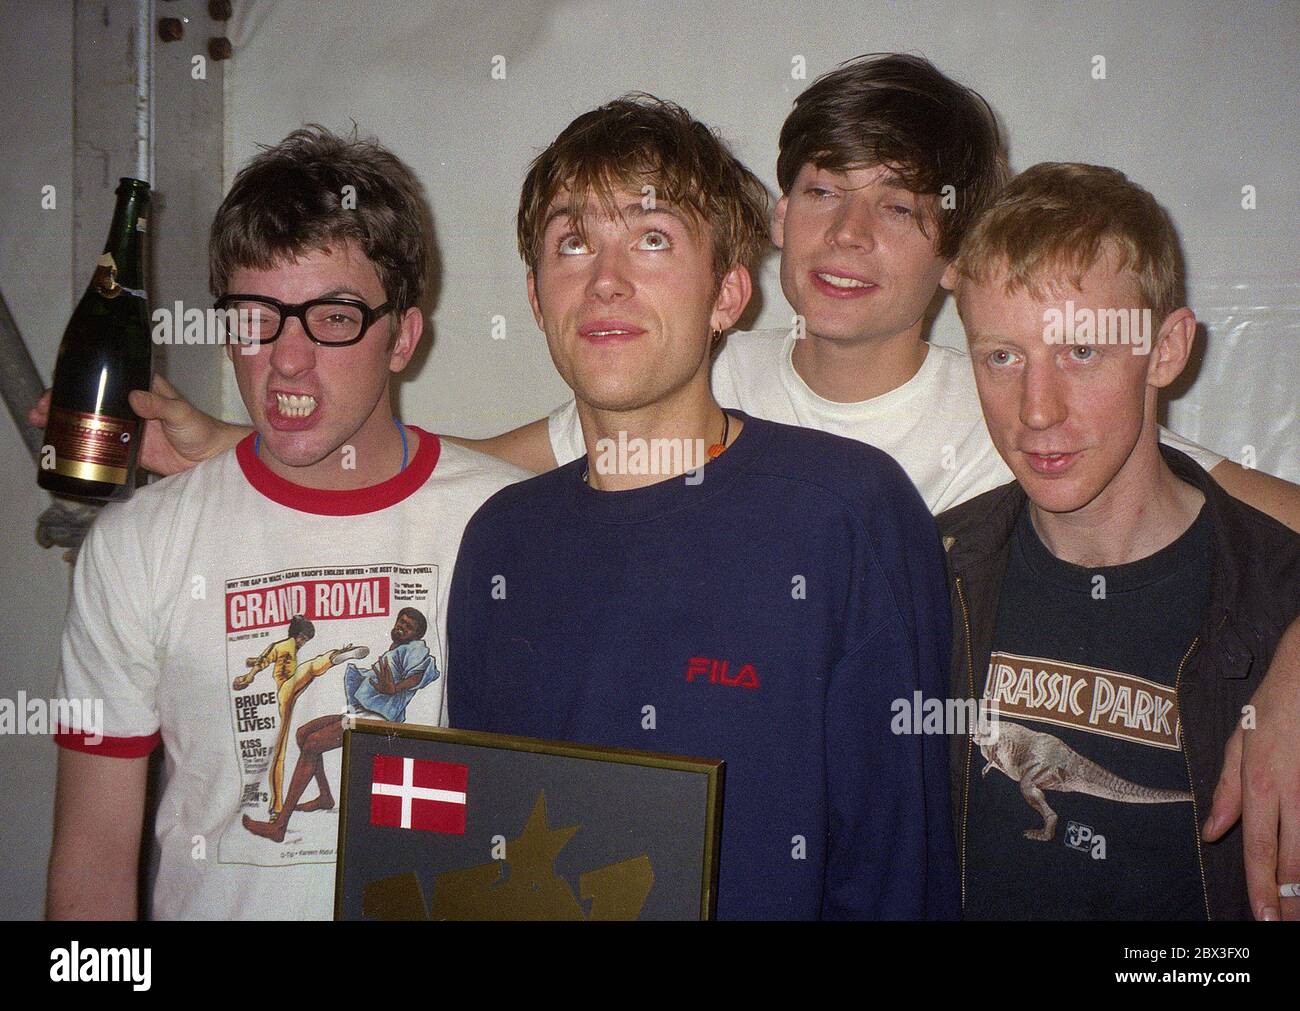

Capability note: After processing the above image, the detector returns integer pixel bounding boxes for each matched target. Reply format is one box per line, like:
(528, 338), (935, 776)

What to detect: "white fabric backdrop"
(219, 0), (1298, 481)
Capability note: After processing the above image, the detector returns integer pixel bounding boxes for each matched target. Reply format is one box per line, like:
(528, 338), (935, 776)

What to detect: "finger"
(153, 387), (208, 433)
(132, 392), (192, 432)
(1203, 726), (1244, 841)
(150, 372), (180, 399)
(1241, 753), (1281, 921)
(27, 389), (52, 427)
(1279, 783), (1300, 921)
(130, 384), (184, 420)
(128, 371), (183, 418)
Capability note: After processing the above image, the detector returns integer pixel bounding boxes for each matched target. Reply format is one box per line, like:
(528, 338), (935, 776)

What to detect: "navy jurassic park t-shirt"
(964, 503), (1210, 920)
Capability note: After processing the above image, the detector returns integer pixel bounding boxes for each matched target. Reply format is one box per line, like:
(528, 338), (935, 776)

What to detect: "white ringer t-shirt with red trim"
(56, 429), (530, 920)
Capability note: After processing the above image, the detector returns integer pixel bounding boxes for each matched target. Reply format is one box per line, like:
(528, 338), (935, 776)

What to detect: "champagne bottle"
(39, 178), (152, 501)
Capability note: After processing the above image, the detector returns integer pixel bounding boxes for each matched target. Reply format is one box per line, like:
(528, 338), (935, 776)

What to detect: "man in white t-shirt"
(46, 127), (529, 920)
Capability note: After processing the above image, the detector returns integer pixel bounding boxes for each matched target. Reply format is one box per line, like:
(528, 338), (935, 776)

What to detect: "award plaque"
(334, 720), (724, 921)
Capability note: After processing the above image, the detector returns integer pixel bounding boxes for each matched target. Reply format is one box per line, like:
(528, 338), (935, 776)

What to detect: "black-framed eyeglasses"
(213, 294), (394, 347)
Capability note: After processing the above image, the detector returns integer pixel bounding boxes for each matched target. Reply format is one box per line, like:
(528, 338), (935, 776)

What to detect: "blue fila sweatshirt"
(447, 413), (958, 919)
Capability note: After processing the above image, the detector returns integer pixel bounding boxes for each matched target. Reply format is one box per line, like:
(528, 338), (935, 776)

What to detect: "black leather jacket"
(937, 445), (1300, 920)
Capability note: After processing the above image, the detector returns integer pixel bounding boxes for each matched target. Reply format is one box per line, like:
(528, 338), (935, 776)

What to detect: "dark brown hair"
(516, 94), (769, 282)
(209, 124), (429, 312)
(776, 53), (1008, 259)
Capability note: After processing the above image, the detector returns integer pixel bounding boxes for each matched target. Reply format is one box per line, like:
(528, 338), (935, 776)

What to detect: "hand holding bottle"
(30, 373), (247, 477)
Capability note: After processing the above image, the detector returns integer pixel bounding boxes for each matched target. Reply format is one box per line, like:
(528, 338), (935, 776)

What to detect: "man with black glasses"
(46, 127), (529, 920)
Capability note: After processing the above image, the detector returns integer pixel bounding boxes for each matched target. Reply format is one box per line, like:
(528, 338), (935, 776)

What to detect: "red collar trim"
(235, 426), (440, 516)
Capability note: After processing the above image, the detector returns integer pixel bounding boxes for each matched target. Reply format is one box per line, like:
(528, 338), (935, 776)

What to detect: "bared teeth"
(275, 393), (317, 418)
(817, 272), (869, 288)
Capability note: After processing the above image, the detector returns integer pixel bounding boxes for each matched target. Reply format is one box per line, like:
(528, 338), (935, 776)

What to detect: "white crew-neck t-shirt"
(547, 329), (1224, 514)
(56, 430), (530, 919)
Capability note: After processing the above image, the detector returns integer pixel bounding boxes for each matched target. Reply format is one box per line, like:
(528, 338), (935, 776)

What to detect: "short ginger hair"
(955, 162), (1184, 322)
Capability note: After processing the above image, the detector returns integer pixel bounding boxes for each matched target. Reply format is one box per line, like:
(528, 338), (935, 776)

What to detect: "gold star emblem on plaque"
(361, 792), (654, 920)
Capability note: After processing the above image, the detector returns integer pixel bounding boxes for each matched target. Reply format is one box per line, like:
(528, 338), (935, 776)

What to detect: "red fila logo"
(685, 656), (760, 690)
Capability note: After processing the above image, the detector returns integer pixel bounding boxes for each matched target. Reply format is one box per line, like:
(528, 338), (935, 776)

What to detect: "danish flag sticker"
(370, 755), (468, 834)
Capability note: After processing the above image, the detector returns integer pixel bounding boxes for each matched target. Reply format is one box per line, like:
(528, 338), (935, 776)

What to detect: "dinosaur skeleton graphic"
(974, 719), (1192, 841)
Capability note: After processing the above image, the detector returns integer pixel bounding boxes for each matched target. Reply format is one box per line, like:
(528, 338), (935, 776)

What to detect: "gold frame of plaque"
(334, 720), (724, 921)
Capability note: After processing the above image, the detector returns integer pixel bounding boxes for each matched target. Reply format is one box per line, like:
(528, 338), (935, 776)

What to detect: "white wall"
(0, 1), (75, 919)
(222, 0), (1298, 479)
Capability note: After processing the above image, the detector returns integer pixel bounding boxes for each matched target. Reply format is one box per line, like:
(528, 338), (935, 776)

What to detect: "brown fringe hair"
(209, 125), (429, 315)
(516, 94), (770, 283)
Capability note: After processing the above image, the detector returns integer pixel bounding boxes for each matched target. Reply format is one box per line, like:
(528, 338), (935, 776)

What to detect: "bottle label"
(46, 407), (138, 485)
(93, 253), (122, 299)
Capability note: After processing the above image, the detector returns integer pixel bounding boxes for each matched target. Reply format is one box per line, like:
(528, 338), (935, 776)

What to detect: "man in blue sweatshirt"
(446, 95), (958, 919)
